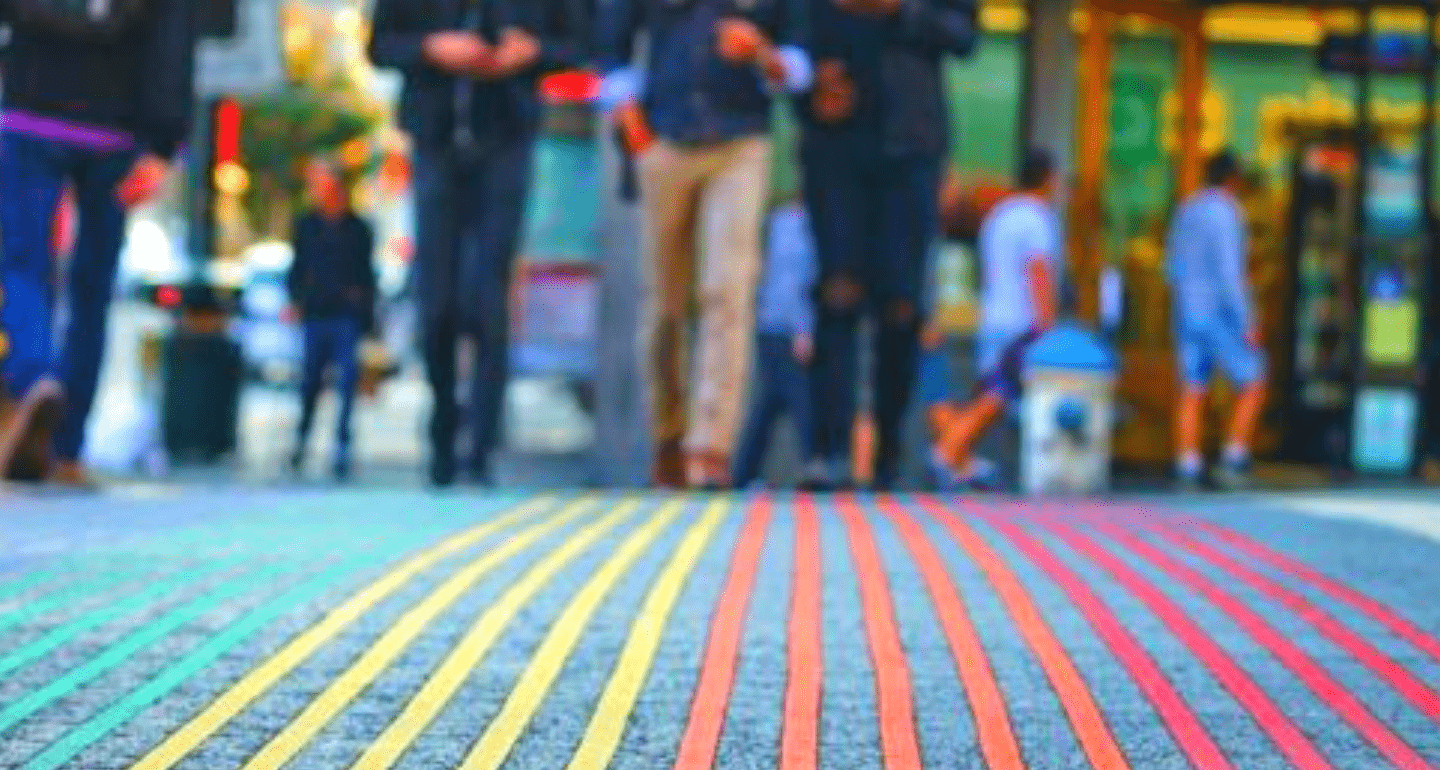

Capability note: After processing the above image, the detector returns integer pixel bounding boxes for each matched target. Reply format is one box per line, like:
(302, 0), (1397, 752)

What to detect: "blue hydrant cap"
(1024, 322), (1117, 374)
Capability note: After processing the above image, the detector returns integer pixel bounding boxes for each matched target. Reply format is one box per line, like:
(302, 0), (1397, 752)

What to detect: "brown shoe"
(651, 438), (686, 488)
(0, 379), (64, 482)
(49, 460), (100, 491)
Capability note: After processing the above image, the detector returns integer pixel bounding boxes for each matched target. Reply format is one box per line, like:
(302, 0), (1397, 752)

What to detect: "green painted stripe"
(19, 517), (507, 770)
(0, 560), (297, 734)
(0, 556), (254, 678)
(0, 571), (137, 635)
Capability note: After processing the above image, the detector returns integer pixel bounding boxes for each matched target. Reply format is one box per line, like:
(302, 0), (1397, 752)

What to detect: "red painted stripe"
(835, 495), (924, 769)
(1079, 520), (1431, 770)
(1137, 520), (1440, 727)
(1011, 515), (1335, 770)
(1185, 519), (1440, 665)
(780, 494), (823, 770)
(876, 498), (1025, 770)
(915, 497), (1131, 770)
(674, 495), (775, 770)
(966, 506), (1235, 770)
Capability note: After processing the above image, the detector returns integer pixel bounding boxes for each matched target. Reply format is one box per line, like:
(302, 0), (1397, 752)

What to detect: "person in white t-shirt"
(928, 148), (1061, 489)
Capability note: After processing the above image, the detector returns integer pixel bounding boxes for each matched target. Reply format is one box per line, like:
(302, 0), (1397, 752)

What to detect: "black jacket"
(368, 0), (588, 152)
(799, 0), (978, 159)
(287, 212), (378, 324)
(0, 0), (196, 158)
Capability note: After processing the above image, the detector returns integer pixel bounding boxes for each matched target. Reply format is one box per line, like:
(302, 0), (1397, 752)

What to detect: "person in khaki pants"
(597, 0), (813, 488)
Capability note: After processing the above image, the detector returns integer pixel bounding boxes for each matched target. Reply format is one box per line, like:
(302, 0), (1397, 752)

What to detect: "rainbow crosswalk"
(1, 490), (1438, 769)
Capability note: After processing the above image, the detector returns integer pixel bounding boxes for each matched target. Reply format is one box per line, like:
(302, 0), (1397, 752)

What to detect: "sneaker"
(0, 379), (64, 482)
(48, 460), (100, 491)
(1214, 459), (1253, 491)
(429, 454), (456, 488)
(928, 450), (998, 492)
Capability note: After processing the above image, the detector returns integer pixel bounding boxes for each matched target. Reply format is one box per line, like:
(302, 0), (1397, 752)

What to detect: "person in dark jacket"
(597, 0), (813, 489)
(369, 0), (586, 488)
(286, 158), (377, 481)
(800, 0), (978, 490)
(0, 0), (196, 486)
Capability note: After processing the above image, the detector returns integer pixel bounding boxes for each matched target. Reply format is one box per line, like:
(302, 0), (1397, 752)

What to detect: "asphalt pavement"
(1, 488), (1439, 769)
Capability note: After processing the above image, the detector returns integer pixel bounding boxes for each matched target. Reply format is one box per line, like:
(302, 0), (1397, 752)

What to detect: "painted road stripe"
(971, 505), (1233, 770)
(0, 560), (294, 735)
(1136, 519), (1440, 726)
(130, 495), (559, 770)
(0, 555), (251, 678)
(458, 498), (687, 770)
(917, 498), (1130, 770)
(0, 570), (142, 635)
(568, 499), (729, 769)
(878, 497), (1025, 770)
(240, 496), (598, 770)
(1185, 519), (1440, 665)
(1020, 516), (1335, 770)
(780, 494), (823, 770)
(672, 495), (774, 770)
(1083, 521), (1432, 770)
(21, 534), (437, 770)
(835, 495), (923, 769)
(350, 497), (646, 770)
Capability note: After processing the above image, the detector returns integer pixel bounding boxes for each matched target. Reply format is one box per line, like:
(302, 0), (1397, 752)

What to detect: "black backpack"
(10, 0), (150, 40)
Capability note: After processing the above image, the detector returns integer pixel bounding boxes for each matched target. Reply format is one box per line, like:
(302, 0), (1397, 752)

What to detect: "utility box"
(1021, 324), (1116, 495)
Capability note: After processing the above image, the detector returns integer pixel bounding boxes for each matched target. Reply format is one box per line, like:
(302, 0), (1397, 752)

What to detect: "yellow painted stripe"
(130, 496), (562, 770)
(459, 499), (690, 770)
(566, 499), (728, 770)
(239, 496), (612, 770)
(349, 497), (648, 769)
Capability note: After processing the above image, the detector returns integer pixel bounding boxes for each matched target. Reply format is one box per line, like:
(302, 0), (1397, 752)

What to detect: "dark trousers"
(412, 139), (535, 478)
(733, 333), (814, 487)
(296, 316), (361, 461)
(0, 132), (135, 461)
(802, 147), (940, 489)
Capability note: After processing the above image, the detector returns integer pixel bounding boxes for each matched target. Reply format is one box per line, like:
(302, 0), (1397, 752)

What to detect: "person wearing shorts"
(928, 149), (1060, 489)
(1166, 148), (1266, 490)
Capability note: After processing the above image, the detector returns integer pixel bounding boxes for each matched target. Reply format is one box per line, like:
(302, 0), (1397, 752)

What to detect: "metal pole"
(1346, 0), (1374, 471)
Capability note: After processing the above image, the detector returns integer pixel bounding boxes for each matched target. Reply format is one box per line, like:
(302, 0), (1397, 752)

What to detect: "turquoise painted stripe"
(0, 555), (253, 678)
(19, 514), (513, 770)
(0, 560), (296, 734)
(0, 571), (137, 636)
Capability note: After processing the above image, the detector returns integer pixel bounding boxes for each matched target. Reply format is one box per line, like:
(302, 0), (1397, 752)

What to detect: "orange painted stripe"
(780, 494), (824, 770)
(917, 496), (1131, 770)
(877, 497), (1026, 770)
(834, 495), (925, 769)
(673, 495), (775, 770)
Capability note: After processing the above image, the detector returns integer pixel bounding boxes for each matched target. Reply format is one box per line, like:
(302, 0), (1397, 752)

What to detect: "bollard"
(1020, 323), (1116, 494)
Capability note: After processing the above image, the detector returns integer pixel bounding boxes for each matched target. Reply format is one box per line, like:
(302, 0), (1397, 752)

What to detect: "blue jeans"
(733, 333), (814, 487)
(0, 133), (136, 461)
(802, 150), (940, 488)
(297, 317), (361, 460)
(412, 138), (535, 477)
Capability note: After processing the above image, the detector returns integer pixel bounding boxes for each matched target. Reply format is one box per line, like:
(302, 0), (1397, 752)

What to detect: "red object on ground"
(779, 495), (823, 770)
(673, 496), (774, 769)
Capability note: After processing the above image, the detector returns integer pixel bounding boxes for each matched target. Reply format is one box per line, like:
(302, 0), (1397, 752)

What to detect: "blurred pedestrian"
(927, 148), (1060, 489)
(369, 0), (587, 487)
(1167, 148), (1266, 490)
(800, 0), (980, 490)
(733, 197), (822, 489)
(597, 0), (812, 489)
(286, 158), (377, 481)
(0, 0), (195, 486)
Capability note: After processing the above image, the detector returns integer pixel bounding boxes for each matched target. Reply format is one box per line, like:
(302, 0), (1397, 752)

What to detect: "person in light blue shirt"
(733, 198), (822, 489)
(1166, 149), (1266, 490)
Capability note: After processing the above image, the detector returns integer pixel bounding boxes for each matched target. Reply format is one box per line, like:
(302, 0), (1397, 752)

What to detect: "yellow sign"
(1365, 301), (1419, 366)
(1161, 86), (1228, 155)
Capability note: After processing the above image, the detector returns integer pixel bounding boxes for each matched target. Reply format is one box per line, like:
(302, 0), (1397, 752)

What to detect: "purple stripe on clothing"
(1, 110), (135, 152)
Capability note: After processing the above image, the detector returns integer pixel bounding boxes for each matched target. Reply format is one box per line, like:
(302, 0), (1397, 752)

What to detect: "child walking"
(733, 198), (822, 489)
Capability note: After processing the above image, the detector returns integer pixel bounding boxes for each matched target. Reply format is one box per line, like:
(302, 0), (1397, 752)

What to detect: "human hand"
(793, 333), (814, 364)
(422, 31), (493, 74)
(811, 60), (855, 123)
(115, 154), (169, 209)
(716, 18), (767, 64)
(477, 28), (541, 78)
(616, 102), (655, 156)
